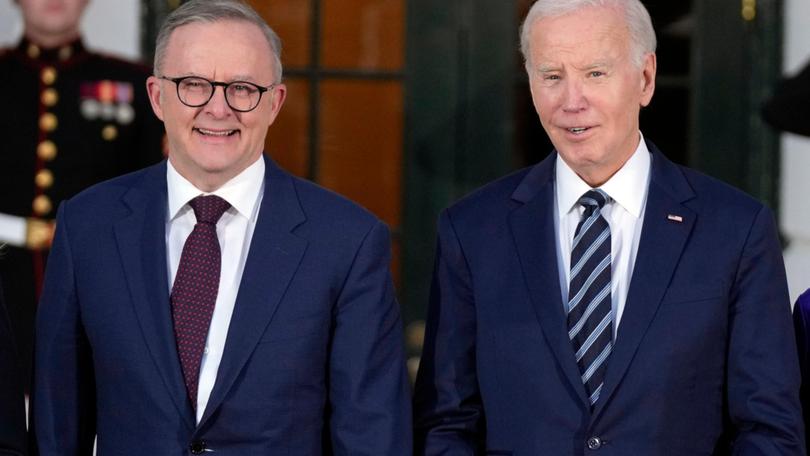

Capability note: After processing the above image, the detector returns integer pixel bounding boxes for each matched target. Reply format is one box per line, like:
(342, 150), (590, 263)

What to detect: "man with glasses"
(32, 1), (411, 454)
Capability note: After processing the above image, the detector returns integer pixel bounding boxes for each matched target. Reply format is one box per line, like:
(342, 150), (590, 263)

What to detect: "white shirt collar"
(556, 132), (651, 219)
(166, 156), (265, 221)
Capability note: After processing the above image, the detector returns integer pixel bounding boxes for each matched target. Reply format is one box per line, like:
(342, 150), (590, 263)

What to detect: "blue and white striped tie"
(567, 189), (612, 407)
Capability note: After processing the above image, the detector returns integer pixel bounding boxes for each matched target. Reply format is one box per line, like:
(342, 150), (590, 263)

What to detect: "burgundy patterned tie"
(171, 195), (231, 410)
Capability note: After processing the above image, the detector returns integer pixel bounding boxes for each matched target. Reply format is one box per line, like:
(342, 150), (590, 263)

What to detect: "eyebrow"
(176, 72), (259, 83)
(230, 74), (258, 82)
(580, 61), (612, 70)
(536, 61), (613, 74)
(537, 64), (561, 73)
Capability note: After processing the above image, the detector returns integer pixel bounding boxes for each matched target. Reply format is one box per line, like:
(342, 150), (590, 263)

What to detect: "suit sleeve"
(727, 206), (806, 455)
(32, 204), (96, 456)
(327, 220), (412, 455)
(0, 279), (26, 456)
(793, 291), (810, 445)
(413, 210), (483, 455)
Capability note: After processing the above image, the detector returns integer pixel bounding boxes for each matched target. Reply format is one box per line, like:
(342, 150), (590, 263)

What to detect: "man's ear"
(639, 52), (657, 108)
(146, 76), (165, 122)
(265, 83), (288, 127)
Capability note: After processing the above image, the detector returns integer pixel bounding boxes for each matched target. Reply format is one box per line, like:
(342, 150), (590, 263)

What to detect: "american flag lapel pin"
(667, 214), (683, 223)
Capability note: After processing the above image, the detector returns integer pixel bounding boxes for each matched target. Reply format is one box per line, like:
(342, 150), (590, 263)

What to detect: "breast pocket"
(667, 282), (726, 301)
(258, 314), (329, 343)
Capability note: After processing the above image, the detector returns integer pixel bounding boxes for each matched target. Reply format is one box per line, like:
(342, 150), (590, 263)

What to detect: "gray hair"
(154, 0), (283, 83)
(519, 0), (656, 69)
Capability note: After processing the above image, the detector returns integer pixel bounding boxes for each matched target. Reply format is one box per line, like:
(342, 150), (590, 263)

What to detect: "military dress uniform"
(0, 37), (164, 388)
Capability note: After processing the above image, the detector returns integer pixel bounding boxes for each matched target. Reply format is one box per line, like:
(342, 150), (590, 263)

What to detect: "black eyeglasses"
(159, 75), (277, 112)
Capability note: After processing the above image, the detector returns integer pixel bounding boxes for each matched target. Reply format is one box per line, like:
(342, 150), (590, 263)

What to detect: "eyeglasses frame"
(158, 75), (278, 113)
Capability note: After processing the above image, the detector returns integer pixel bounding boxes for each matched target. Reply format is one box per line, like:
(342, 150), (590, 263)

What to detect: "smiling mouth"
(194, 127), (238, 137)
(567, 127), (591, 135)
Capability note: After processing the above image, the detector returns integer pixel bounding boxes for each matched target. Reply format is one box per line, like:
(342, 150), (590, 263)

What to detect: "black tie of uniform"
(567, 189), (613, 406)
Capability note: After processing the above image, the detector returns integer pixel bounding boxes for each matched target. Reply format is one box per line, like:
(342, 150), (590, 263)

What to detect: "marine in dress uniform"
(0, 37), (165, 389)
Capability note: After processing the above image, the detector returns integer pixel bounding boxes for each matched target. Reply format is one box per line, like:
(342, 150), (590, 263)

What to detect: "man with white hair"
(413, 0), (805, 453)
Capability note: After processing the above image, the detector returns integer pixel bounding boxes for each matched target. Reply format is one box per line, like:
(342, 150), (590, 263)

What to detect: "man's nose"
(204, 86), (232, 117)
(561, 79), (588, 112)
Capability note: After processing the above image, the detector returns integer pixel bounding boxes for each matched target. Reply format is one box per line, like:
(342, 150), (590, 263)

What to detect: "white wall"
(0, 0), (141, 60)
(781, 0), (810, 303)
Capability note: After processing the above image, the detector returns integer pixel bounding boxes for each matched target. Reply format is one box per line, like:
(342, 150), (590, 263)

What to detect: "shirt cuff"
(0, 213), (28, 247)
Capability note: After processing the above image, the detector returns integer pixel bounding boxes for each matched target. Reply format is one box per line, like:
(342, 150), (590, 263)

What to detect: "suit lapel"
(509, 154), (590, 406)
(592, 146), (696, 420)
(199, 158), (307, 427)
(113, 162), (195, 429)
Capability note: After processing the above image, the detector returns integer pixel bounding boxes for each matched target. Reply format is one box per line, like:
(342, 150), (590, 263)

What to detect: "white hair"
(519, 0), (656, 69)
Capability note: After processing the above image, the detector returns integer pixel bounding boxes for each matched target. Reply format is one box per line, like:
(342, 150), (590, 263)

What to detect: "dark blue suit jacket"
(414, 142), (804, 455)
(0, 279), (26, 456)
(793, 289), (810, 442)
(33, 157), (412, 455)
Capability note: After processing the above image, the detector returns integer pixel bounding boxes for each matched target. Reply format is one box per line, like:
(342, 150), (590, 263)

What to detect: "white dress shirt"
(554, 133), (651, 336)
(166, 157), (265, 423)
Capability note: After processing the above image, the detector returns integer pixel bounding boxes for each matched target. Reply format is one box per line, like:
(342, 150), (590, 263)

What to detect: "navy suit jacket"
(793, 289), (810, 441)
(414, 142), (804, 455)
(0, 279), (26, 456)
(33, 157), (412, 455)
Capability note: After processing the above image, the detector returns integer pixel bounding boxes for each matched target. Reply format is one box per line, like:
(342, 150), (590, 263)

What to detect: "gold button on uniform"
(35, 169), (54, 189)
(58, 46), (72, 61)
(41, 67), (57, 85)
(27, 44), (40, 59)
(102, 124), (118, 141)
(37, 141), (57, 161)
(32, 195), (52, 216)
(40, 113), (58, 132)
(41, 89), (59, 107)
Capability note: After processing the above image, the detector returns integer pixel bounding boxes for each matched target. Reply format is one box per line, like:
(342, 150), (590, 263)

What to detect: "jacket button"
(40, 112), (58, 132)
(587, 436), (602, 450)
(41, 88), (59, 107)
(32, 195), (53, 216)
(189, 440), (206, 454)
(41, 66), (57, 85)
(35, 169), (54, 189)
(37, 140), (57, 161)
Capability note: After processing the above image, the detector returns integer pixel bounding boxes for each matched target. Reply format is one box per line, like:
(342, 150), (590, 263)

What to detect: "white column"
(780, 0), (810, 303)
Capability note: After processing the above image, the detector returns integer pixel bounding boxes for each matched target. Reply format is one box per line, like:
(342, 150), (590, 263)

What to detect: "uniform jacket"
(0, 37), (164, 389)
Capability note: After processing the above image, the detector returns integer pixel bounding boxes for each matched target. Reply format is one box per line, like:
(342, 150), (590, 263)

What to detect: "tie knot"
(578, 189), (609, 212)
(189, 195), (231, 225)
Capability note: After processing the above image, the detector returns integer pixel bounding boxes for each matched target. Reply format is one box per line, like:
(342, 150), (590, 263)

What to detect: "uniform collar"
(15, 36), (87, 65)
